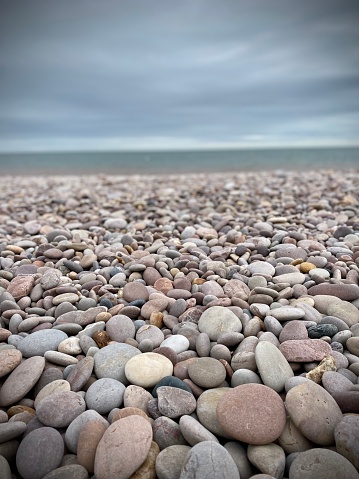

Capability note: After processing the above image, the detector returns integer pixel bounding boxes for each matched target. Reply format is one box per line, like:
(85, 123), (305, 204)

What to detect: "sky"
(0, 0), (359, 153)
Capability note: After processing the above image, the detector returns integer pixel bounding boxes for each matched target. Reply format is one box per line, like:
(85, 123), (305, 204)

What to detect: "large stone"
(17, 329), (68, 358)
(77, 420), (108, 474)
(36, 391), (86, 428)
(217, 384), (286, 445)
(0, 356), (45, 407)
(125, 352), (173, 388)
(94, 415), (153, 479)
(94, 342), (141, 384)
(155, 445), (191, 479)
(85, 378), (125, 414)
(285, 380), (342, 445)
(289, 448), (359, 479)
(187, 357), (226, 388)
(308, 283), (359, 301)
(157, 386), (196, 418)
(16, 427), (64, 479)
(279, 339), (332, 362)
(198, 306), (242, 341)
(65, 410), (109, 454)
(179, 441), (239, 479)
(247, 443), (285, 479)
(7, 275), (34, 299)
(335, 415), (359, 470)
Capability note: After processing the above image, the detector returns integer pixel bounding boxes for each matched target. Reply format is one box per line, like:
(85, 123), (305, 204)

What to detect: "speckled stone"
(247, 443), (285, 479)
(36, 391), (86, 428)
(94, 415), (153, 479)
(308, 283), (359, 302)
(106, 314), (136, 342)
(217, 384), (286, 445)
(152, 416), (188, 450)
(157, 386), (196, 418)
(279, 339), (332, 362)
(289, 448), (359, 479)
(335, 415), (359, 470)
(285, 380), (342, 446)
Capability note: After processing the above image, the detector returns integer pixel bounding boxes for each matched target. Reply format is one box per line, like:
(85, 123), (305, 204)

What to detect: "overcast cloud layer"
(0, 0), (359, 152)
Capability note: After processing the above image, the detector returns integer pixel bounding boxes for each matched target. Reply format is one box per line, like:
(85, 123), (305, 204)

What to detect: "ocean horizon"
(0, 146), (358, 176)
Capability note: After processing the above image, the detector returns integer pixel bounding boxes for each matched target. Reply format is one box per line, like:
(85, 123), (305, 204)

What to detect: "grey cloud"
(0, 0), (358, 151)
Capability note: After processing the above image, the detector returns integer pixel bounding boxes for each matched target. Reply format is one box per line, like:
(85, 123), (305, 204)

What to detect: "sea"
(0, 147), (358, 176)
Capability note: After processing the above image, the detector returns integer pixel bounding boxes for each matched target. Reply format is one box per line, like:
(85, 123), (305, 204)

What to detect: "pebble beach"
(0, 169), (359, 479)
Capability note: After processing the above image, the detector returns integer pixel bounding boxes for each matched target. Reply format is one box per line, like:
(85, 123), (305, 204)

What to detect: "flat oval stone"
(16, 427), (64, 479)
(217, 384), (286, 445)
(123, 282), (149, 302)
(322, 371), (354, 395)
(196, 387), (232, 438)
(179, 441), (239, 479)
(7, 275), (35, 300)
(136, 325), (165, 348)
(58, 337), (82, 355)
(0, 349), (22, 378)
(157, 386), (196, 418)
(198, 306), (242, 341)
(268, 307), (305, 321)
(65, 410), (109, 454)
(0, 356), (45, 407)
(94, 343), (141, 384)
(187, 357), (226, 388)
(272, 272), (305, 286)
(125, 352), (173, 388)
(308, 283), (359, 302)
(42, 464), (89, 479)
(308, 324), (338, 339)
(279, 339), (332, 362)
(255, 341), (294, 392)
(85, 378), (125, 414)
(36, 391), (86, 428)
(327, 301), (359, 327)
(44, 351), (78, 366)
(17, 329), (68, 358)
(278, 417), (314, 454)
(285, 380), (342, 445)
(94, 415), (153, 479)
(335, 415), (359, 470)
(289, 448), (359, 479)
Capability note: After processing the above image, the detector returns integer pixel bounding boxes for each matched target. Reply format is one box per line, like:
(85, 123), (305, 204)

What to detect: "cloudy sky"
(0, 0), (358, 152)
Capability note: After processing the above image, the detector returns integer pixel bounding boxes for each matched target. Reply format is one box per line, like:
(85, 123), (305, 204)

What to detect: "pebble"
(155, 445), (191, 479)
(334, 415), (359, 471)
(289, 448), (359, 479)
(0, 356), (45, 407)
(36, 391), (86, 428)
(285, 380), (343, 445)
(94, 415), (153, 479)
(16, 427), (65, 479)
(17, 329), (68, 358)
(198, 305), (242, 340)
(255, 341), (294, 392)
(247, 443), (285, 479)
(179, 441), (240, 479)
(217, 384), (286, 444)
(0, 170), (359, 477)
(125, 352), (174, 388)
